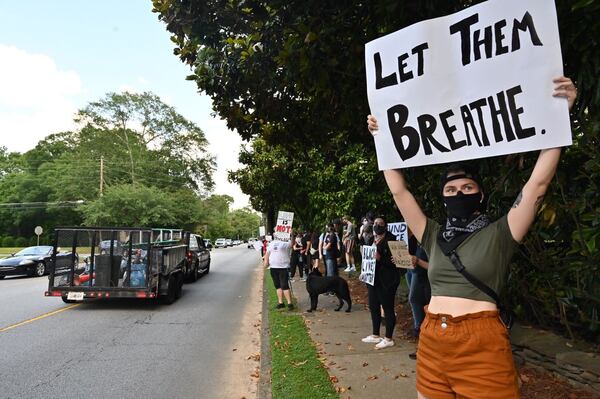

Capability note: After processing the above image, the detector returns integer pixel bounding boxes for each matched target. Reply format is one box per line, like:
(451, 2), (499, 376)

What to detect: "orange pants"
(416, 309), (520, 399)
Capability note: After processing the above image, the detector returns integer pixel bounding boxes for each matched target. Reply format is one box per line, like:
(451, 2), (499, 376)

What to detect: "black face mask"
(443, 192), (483, 220)
(373, 224), (386, 235)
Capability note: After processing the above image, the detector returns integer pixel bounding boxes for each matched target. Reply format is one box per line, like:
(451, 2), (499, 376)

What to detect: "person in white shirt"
(264, 238), (294, 310)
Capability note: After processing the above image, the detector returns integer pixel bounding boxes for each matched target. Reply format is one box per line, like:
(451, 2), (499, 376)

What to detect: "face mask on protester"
(443, 191), (483, 220)
(373, 224), (386, 235)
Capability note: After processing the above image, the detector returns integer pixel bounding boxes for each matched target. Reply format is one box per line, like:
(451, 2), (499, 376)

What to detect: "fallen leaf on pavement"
(367, 375), (378, 381)
(382, 367), (390, 373)
(330, 376), (339, 383)
(232, 348), (237, 351)
(520, 373), (530, 383)
(394, 373), (408, 379)
(362, 362), (369, 367)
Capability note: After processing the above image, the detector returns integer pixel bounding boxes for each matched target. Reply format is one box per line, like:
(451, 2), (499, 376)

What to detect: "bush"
(1, 236), (15, 247)
(14, 237), (28, 247)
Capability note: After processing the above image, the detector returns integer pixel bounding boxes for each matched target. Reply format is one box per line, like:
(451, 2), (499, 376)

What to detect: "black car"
(184, 233), (211, 282)
(0, 246), (77, 279)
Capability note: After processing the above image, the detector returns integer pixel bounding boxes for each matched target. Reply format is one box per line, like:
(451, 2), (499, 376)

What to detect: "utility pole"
(99, 156), (104, 196)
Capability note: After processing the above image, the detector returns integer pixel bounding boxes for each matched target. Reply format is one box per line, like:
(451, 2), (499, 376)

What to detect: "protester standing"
(310, 230), (321, 272)
(342, 216), (357, 272)
(300, 231), (311, 281)
(322, 223), (339, 277)
(264, 238), (294, 310)
(406, 231), (430, 360)
(367, 76), (577, 398)
(361, 216), (402, 349)
(290, 232), (303, 281)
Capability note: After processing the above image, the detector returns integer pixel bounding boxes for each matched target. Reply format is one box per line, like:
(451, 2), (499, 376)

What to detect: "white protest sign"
(273, 211), (294, 241)
(365, 0), (571, 170)
(259, 226), (266, 237)
(359, 244), (377, 286)
(387, 222), (409, 245)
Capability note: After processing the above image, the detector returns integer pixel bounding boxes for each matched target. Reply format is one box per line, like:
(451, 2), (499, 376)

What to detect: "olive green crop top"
(420, 215), (519, 303)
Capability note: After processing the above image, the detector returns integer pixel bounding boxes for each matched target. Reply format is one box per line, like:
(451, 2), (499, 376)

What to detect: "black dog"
(305, 268), (352, 313)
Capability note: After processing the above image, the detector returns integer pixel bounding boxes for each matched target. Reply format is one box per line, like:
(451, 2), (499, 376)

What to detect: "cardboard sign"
(273, 211), (294, 241)
(387, 241), (414, 269)
(359, 244), (377, 286)
(365, 0), (571, 169)
(387, 222), (409, 245)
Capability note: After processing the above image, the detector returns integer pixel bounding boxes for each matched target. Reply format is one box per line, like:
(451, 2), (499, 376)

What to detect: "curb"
(257, 268), (272, 399)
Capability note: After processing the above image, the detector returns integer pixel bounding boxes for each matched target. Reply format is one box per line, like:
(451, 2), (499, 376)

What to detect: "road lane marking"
(0, 303), (82, 333)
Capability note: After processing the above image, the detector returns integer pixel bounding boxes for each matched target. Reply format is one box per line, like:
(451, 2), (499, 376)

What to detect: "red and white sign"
(273, 211), (294, 241)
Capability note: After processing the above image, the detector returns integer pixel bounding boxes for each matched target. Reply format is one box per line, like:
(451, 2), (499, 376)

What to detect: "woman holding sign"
(367, 77), (576, 398)
(360, 216), (403, 350)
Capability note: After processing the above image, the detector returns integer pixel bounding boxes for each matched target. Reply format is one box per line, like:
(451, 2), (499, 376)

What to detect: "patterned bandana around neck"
(437, 213), (491, 255)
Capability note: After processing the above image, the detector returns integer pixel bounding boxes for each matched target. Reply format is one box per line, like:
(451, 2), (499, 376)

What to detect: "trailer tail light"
(45, 291), (63, 297)
(136, 291), (148, 298)
(105, 293), (110, 298)
(149, 293), (155, 298)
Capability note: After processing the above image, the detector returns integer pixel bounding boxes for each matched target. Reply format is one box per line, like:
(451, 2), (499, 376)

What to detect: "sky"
(0, 0), (250, 208)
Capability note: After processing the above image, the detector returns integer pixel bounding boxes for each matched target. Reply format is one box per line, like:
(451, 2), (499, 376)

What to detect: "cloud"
(0, 44), (81, 152)
(201, 116), (250, 209)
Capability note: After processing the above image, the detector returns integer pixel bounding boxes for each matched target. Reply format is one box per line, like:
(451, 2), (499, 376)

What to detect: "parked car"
(184, 233), (211, 282)
(203, 239), (212, 250)
(0, 246), (79, 279)
(214, 238), (227, 248)
(225, 239), (233, 247)
(247, 238), (257, 248)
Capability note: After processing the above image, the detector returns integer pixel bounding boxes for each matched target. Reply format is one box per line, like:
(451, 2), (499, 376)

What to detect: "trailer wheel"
(175, 273), (184, 299)
(161, 275), (177, 305)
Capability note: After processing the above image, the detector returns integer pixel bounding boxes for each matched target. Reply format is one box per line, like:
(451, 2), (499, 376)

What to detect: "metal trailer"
(45, 227), (187, 304)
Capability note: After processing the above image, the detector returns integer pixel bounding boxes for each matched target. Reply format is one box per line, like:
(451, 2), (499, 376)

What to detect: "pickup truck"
(184, 233), (210, 282)
(46, 227), (187, 304)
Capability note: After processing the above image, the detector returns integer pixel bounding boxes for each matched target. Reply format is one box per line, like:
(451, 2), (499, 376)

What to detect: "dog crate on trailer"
(45, 227), (186, 304)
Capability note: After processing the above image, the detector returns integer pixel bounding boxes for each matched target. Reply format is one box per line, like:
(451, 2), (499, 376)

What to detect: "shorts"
(270, 268), (289, 290)
(344, 239), (355, 254)
(416, 308), (519, 399)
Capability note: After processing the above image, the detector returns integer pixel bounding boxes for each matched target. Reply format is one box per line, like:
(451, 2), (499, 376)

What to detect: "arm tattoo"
(512, 191), (523, 208)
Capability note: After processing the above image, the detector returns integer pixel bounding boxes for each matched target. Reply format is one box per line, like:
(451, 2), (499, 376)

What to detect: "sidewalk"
(289, 277), (417, 399)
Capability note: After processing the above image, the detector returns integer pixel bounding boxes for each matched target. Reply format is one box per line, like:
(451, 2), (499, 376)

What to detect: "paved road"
(0, 246), (262, 399)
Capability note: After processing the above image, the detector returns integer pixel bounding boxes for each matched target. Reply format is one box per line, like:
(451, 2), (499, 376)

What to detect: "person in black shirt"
(361, 216), (403, 350)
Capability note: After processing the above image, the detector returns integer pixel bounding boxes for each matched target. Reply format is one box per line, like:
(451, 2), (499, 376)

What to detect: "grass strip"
(267, 278), (338, 399)
(0, 247), (25, 254)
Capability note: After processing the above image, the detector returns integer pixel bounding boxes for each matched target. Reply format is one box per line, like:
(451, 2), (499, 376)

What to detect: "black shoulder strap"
(447, 250), (500, 304)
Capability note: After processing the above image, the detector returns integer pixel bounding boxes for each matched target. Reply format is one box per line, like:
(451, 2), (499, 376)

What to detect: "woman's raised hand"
(553, 76), (577, 111)
(367, 114), (379, 135)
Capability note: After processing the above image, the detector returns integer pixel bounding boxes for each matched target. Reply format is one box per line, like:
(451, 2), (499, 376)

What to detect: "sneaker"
(287, 303), (294, 310)
(276, 303), (285, 309)
(343, 266), (351, 272)
(289, 278), (296, 283)
(409, 352), (417, 360)
(361, 335), (382, 343)
(348, 265), (356, 272)
(301, 277), (307, 282)
(375, 339), (395, 349)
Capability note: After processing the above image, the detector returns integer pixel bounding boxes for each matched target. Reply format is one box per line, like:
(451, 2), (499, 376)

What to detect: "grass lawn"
(0, 247), (25, 256)
(267, 279), (338, 399)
